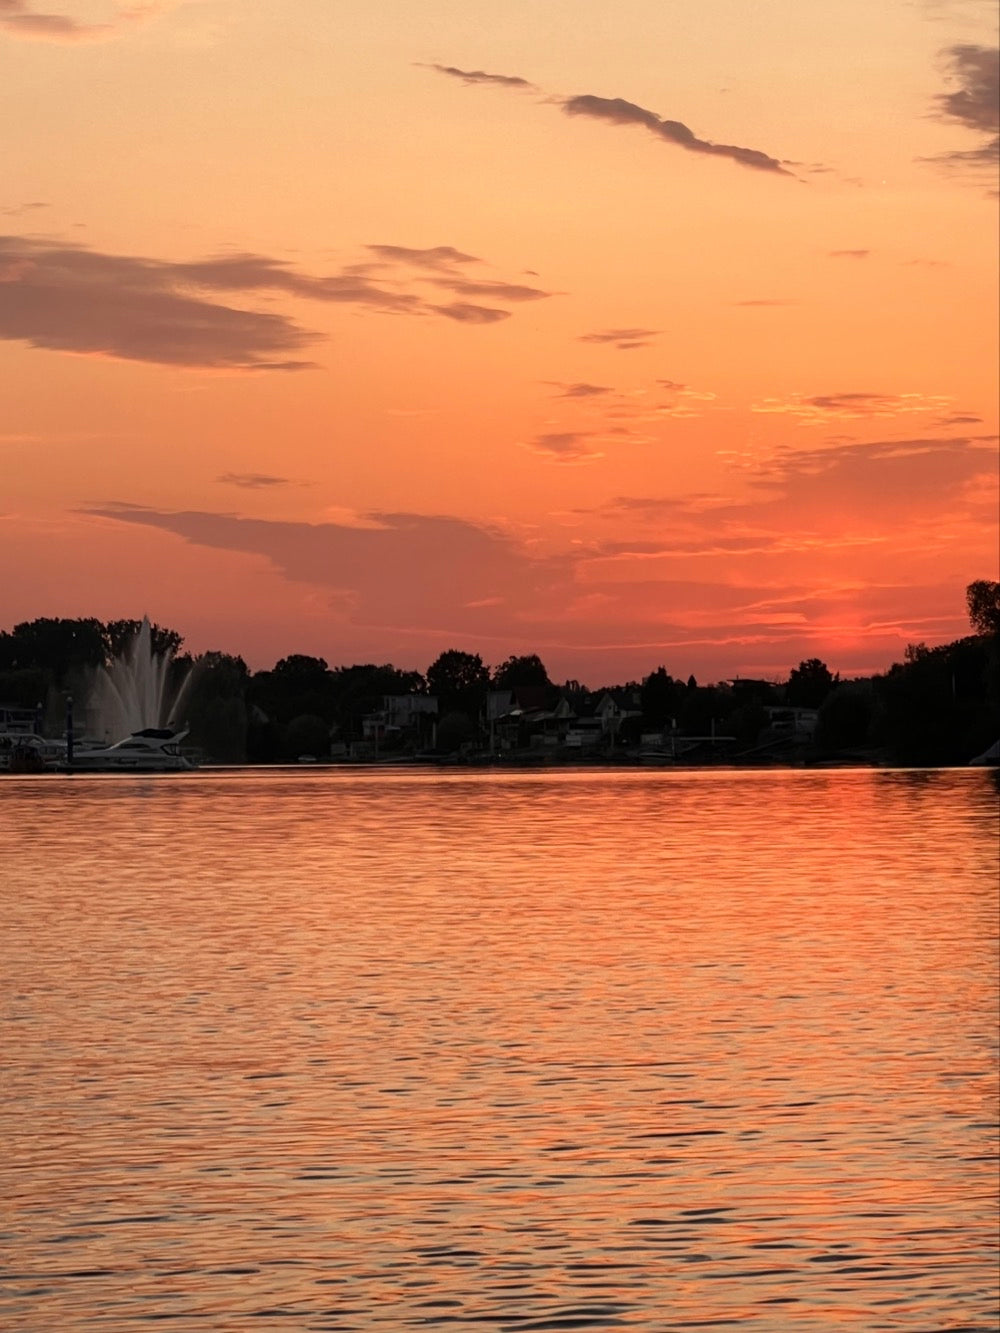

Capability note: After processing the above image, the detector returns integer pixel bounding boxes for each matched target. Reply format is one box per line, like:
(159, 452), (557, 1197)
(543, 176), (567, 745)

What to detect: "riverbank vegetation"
(1, 582), (997, 767)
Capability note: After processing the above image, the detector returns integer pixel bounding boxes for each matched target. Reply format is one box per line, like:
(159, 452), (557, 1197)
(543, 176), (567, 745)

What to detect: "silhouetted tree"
(493, 654), (550, 688)
(0, 668), (49, 710)
(272, 654), (330, 686)
(256, 654), (335, 724)
(184, 652), (250, 763)
(966, 579), (1000, 637)
(874, 636), (997, 764)
(640, 666), (679, 728)
(426, 649), (490, 717)
(559, 679), (591, 712)
(0, 617), (106, 682)
(785, 658), (837, 708)
(679, 684), (728, 736)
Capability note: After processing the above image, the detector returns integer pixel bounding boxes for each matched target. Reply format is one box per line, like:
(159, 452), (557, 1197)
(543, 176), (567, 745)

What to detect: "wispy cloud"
(579, 327), (659, 350)
(937, 44), (999, 133)
(0, 236), (548, 368)
(746, 436), (999, 527)
(1, 200), (49, 217)
(79, 502), (563, 633)
(929, 43), (999, 172)
(524, 431), (603, 463)
(366, 244), (479, 269)
(430, 277), (552, 302)
(0, 1), (172, 43)
(934, 410), (983, 425)
(829, 249), (870, 259)
(554, 382), (613, 398)
(431, 302), (510, 324)
(590, 434), (997, 534)
(216, 473), (292, 489)
(752, 391), (954, 423)
(420, 64), (535, 90)
(579, 434), (997, 595)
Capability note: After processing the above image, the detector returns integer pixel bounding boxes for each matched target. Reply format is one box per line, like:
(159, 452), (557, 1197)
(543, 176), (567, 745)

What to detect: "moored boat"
(60, 727), (196, 772)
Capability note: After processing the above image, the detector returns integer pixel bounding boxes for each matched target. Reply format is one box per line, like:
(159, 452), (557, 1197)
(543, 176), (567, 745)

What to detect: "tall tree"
(183, 652), (250, 763)
(426, 649), (490, 716)
(640, 666), (678, 728)
(786, 658), (838, 708)
(257, 654), (334, 723)
(2, 618), (106, 680)
(272, 653), (330, 683)
(966, 580), (1000, 637)
(493, 654), (550, 688)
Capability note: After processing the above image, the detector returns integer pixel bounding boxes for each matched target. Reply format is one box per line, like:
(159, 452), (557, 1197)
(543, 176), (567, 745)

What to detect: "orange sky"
(1, 0), (997, 684)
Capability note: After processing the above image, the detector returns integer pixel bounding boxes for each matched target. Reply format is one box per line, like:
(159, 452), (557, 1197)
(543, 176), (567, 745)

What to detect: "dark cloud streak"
(432, 302), (510, 324)
(0, 236), (318, 370)
(527, 431), (601, 462)
(937, 44), (999, 134)
(579, 327), (659, 349)
(216, 473), (292, 489)
(431, 277), (552, 301)
(562, 94), (793, 174)
(930, 44), (999, 171)
(422, 64), (535, 90)
(424, 63), (795, 177)
(557, 382), (613, 397)
(367, 244), (480, 269)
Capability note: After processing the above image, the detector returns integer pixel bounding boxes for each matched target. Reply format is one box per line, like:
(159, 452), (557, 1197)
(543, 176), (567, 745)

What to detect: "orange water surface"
(1, 768), (997, 1331)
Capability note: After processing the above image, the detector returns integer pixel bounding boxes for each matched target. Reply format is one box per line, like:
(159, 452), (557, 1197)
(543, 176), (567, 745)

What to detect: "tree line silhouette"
(1, 581), (997, 766)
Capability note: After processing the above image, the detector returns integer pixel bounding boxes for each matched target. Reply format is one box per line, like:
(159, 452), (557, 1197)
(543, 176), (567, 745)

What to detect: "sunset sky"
(2, 0), (997, 684)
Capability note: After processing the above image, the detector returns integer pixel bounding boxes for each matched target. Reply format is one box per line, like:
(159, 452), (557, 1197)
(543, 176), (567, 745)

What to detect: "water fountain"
(85, 617), (194, 744)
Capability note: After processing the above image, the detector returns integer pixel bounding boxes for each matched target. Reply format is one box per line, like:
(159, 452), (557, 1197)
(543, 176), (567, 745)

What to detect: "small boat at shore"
(60, 727), (196, 772)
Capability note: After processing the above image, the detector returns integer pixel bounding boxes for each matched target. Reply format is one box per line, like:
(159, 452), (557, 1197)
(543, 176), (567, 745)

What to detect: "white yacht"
(62, 727), (196, 772)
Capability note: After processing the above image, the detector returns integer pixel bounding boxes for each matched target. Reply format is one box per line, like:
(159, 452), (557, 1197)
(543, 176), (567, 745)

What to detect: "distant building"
(361, 694), (438, 748)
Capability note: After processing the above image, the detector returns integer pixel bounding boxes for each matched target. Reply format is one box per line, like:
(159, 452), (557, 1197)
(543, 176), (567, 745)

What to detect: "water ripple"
(0, 768), (997, 1331)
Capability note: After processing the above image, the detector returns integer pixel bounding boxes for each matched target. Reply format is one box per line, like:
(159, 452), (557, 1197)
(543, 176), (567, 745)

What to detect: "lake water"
(1, 767), (997, 1332)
